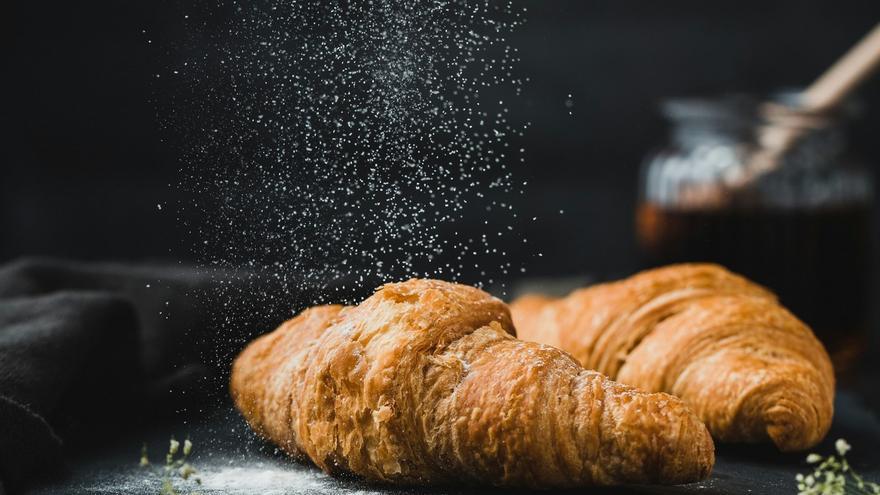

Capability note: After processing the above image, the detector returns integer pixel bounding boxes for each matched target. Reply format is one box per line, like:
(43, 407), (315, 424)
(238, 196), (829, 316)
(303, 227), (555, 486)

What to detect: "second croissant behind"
(511, 263), (835, 452)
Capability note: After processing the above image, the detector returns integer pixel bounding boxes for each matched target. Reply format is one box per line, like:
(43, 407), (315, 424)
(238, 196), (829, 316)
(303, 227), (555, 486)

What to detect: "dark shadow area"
(5, 1), (880, 280)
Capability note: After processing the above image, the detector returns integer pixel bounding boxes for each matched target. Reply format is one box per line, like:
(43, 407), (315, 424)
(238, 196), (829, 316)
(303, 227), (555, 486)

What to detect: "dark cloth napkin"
(0, 257), (309, 493)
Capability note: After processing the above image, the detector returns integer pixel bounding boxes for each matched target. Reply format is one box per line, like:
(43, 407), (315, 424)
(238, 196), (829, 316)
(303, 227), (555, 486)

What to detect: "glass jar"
(636, 94), (874, 374)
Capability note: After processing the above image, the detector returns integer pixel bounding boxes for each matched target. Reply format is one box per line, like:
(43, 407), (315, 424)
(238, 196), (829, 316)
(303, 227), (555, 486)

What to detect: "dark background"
(5, 5), (880, 493)
(5, 0), (880, 279)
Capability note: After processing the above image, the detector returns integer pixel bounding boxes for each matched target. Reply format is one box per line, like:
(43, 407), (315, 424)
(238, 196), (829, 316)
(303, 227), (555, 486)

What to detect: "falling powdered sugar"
(157, 0), (529, 311)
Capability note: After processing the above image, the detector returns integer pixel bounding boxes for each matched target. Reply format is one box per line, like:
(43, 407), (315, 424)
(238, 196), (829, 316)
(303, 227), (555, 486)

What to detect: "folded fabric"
(0, 257), (301, 491)
(0, 291), (139, 488)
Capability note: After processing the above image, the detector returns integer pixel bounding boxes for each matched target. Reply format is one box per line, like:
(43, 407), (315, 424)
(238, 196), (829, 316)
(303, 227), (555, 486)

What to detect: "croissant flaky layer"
(231, 279), (714, 487)
(511, 263), (835, 452)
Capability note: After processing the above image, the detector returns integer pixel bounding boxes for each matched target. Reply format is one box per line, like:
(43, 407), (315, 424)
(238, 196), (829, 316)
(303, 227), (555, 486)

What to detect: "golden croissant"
(510, 263), (835, 452)
(231, 279), (714, 487)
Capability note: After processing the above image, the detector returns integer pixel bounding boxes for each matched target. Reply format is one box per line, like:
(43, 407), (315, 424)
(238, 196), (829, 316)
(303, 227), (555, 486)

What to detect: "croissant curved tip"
(716, 366), (835, 452)
(657, 411), (716, 484)
(764, 400), (833, 452)
(605, 390), (715, 485)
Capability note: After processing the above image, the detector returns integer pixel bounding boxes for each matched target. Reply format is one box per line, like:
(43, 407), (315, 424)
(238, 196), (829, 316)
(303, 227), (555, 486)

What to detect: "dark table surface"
(22, 390), (880, 495)
(8, 271), (880, 494)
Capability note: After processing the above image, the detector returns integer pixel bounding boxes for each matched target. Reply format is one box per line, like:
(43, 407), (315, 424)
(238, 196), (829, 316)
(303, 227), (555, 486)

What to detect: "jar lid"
(662, 91), (861, 127)
(661, 94), (759, 125)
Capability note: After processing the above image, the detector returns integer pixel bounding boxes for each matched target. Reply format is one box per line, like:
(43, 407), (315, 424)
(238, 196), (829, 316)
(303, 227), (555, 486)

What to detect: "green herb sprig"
(140, 436), (202, 495)
(796, 438), (879, 495)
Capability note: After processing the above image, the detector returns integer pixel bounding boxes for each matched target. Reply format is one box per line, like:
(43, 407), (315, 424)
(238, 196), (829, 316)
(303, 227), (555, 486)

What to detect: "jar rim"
(661, 94), (758, 125)
(660, 90), (861, 128)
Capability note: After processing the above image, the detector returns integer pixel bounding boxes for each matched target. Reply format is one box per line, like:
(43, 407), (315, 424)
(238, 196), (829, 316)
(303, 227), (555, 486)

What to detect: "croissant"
(231, 279), (714, 487)
(510, 263), (835, 452)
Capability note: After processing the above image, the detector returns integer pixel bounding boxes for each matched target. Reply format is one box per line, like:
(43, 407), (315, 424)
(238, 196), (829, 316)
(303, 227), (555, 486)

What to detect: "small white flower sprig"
(796, 439), (879, 495)
(140, 436), (202, 495)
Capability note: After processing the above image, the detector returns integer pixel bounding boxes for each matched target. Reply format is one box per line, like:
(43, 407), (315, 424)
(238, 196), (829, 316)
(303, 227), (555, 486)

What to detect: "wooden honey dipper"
(731, 23), (880, 189)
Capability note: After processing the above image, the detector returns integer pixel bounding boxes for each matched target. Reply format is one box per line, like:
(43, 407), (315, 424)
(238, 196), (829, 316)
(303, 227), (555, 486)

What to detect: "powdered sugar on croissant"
(232, 279), (714, 487)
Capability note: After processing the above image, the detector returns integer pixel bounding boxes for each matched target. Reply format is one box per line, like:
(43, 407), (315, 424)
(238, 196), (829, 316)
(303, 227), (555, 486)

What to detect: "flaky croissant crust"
(511, 263), (835, 452)
(232, 279), (714, 487)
